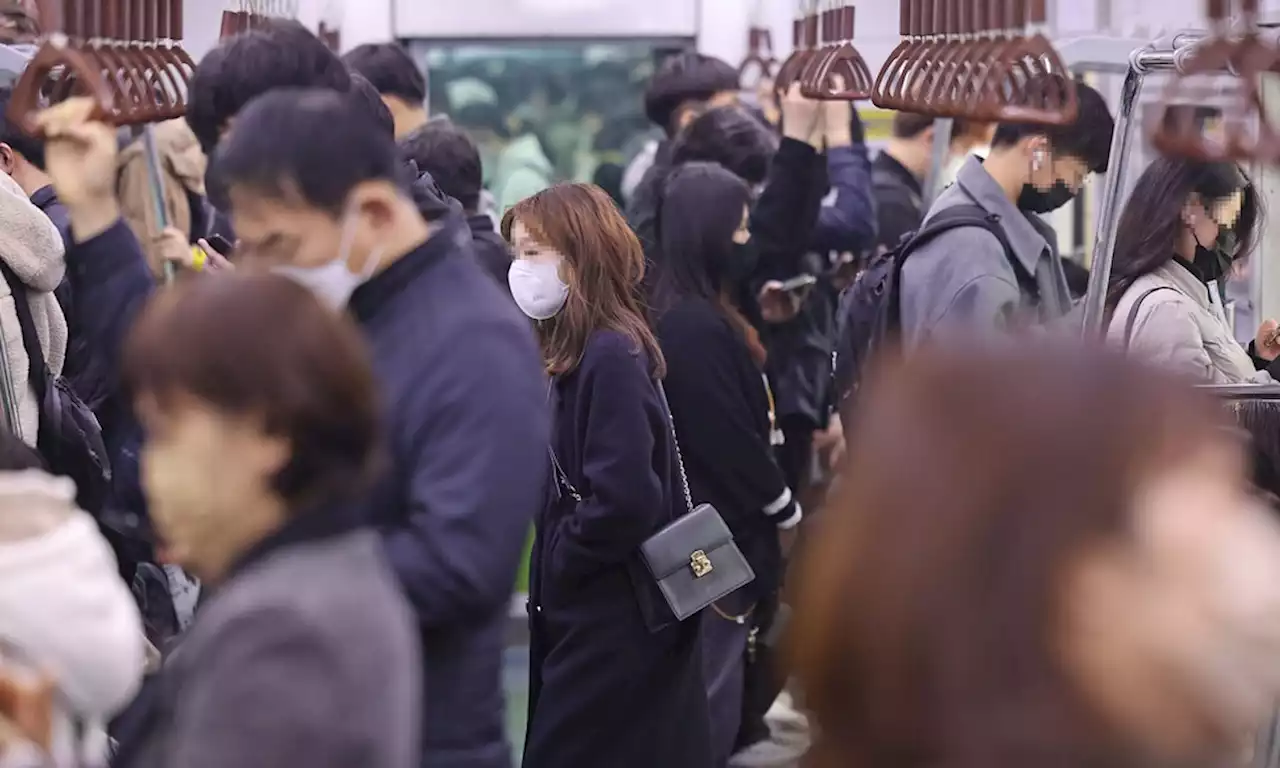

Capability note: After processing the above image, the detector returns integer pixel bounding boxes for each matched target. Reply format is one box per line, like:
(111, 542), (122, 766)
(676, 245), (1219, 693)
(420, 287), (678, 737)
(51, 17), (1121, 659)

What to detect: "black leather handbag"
(547, 381), (755, 621)
(641, 383), (754, 620)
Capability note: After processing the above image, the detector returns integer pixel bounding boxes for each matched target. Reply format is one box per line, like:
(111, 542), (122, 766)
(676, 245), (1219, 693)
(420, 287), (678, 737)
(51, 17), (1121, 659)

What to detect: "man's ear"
(347, 180), (402, 227)
(0, 143), (16, 175)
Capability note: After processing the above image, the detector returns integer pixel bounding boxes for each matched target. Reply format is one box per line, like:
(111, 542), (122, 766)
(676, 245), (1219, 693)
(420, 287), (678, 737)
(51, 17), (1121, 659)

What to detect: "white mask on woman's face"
(508, 259), (568, 320)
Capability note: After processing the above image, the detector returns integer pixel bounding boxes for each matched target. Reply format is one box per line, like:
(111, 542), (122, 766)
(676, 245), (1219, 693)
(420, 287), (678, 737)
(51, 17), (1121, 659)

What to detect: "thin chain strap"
(656, 382), (693, 516)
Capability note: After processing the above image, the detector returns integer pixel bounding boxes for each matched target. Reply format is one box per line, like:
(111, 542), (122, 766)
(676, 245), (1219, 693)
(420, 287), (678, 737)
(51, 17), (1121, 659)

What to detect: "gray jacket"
(899, 156), (1072, 346)
(1108, 261), (1268, 384)
(125, 528), (421, 768)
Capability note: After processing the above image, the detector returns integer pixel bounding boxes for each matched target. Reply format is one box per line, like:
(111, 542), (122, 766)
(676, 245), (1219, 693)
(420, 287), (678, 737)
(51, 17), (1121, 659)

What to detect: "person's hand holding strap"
(32, 97), (121, 242)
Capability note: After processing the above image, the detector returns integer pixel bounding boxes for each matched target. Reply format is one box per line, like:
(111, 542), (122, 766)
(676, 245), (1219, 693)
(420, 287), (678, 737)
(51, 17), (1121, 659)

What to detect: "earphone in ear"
(1031, 149), (1044, 171)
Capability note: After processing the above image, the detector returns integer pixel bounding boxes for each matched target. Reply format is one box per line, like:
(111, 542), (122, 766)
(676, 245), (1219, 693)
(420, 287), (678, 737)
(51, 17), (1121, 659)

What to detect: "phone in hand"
(777, 274), (817, 294)
(204, 234), (234, 256)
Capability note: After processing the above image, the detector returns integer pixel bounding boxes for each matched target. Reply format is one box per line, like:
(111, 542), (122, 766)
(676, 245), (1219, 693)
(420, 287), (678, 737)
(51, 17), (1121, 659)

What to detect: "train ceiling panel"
(392, 0), (697, 38)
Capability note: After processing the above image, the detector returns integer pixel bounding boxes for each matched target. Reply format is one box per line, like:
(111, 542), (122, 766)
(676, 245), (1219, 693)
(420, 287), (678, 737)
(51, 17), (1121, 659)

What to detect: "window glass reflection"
(406, 40), (667, 211)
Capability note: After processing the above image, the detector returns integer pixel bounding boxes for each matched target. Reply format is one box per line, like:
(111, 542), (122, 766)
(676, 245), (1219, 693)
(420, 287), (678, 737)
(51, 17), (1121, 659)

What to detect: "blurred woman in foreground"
(113, 274), (419, 768)
(794, 345), (1280, 768)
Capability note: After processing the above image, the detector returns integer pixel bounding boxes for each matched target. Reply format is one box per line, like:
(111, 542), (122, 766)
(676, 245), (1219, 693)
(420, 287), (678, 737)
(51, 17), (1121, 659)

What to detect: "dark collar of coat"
(224, 500), (362, 582)
(348, 211), (468, 324)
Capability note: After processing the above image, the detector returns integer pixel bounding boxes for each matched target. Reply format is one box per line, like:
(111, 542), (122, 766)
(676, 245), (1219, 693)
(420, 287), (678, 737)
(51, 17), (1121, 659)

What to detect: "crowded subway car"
(4, 0), (1280, 767)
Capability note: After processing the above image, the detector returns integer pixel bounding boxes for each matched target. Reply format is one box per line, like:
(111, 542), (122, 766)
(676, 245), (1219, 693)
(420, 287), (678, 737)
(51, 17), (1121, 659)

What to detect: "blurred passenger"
(504, 184), (712, 768)
(186, 19), (351, 157)
(400, 119), (510, 286)
(211, 89), (546, 768)
(650, 163), (800, 766)
(0, 427), (144, 767)
(1234, 400), (1280, 503)
(669, 106), (777, 189)
(808, 100), (875, 258)
(898, 78), (1114, 346)
(872, 112), (983, 251)
(624, 51), (739, 213)
(116, 119), (208, 281)
(455, 102), (553, 215)
(38, 87), (546, 768)
(938, 118), (997, 187)
(0, 170), (66, 448)
(115, 274), (419, 768)
(769, 99), (874, 502)
(794, 344), (1280, 768)
(347, 73), (397, 139)
(638, 91), (825, 301)
(1106, 158), (1276, 383)
(0, 86), (94, 407)
(344, 42), (429, 139)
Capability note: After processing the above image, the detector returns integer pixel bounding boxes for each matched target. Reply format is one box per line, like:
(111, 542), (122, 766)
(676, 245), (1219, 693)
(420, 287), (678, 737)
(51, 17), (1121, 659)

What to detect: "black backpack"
(0, 263), (111, 515)
(831, 204), (1036, 412)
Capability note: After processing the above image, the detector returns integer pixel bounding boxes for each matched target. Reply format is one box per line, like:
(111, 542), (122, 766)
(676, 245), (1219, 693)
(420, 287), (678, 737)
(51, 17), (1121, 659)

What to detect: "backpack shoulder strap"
(911, 204), (1037, 297)
(1122, 286), (1178, 349)
(0, 261), (47, 403)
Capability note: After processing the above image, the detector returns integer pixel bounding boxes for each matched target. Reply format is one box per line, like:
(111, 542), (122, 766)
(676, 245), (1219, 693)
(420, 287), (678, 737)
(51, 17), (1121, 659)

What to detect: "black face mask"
(1017, 180), (1076, 214)
(1190, 224), (1233, 283)
(724, 241), (760, 284)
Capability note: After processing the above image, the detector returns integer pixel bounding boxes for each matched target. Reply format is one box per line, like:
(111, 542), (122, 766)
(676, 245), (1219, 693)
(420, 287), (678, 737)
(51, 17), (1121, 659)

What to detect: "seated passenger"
(1106, 158), (1278, 382)
(898, 77), (1113, 346)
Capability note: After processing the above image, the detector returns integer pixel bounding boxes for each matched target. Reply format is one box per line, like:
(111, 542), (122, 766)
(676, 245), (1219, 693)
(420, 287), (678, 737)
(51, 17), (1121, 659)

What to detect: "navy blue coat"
(526, 330), (712, 768)
(61, 220), (154, 556)
(348, 213), (548, 768)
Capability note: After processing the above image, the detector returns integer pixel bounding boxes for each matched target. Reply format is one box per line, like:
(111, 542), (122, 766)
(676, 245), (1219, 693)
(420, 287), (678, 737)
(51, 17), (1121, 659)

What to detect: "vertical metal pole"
(1079, 64), (1145, 336)
(141, 124), (175, 284)
(922, 117), (954, 207)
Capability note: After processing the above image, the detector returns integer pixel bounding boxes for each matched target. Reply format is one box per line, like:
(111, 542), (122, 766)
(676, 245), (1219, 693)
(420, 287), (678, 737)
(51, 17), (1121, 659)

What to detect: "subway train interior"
(8, 0), (1280, 766)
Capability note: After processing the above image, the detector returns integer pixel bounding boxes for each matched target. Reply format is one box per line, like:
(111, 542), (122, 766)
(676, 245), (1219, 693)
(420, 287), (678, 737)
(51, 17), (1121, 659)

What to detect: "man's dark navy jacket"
(69, 212), (548, 768)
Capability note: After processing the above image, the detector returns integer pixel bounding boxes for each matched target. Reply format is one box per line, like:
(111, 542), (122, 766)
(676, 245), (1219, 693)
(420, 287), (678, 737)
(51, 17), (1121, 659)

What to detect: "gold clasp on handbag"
(690, 550), (713, 578)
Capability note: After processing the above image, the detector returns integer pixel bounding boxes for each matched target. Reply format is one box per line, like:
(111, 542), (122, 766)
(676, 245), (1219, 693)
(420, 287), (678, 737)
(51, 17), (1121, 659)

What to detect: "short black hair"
(212, 88), (402, 217)
(343, 43), (427, 105)
(0, 85), (45, 169)
(399, 120), (482, 212)
(186, 20), (351, 154)
(671, 105), (778, 186)
(991, 78), (1114, 173)
(644, 51), (739, 136)
(892, 111), (933, 139)
(348, 73), (395, 138)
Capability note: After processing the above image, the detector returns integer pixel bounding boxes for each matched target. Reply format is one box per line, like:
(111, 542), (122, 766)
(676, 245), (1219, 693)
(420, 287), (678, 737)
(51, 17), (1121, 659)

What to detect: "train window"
(405, 40), (670, 210)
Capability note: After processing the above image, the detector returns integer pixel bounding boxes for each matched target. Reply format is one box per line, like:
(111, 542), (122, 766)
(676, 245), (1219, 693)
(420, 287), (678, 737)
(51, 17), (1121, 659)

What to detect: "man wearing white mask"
(36, 88), (548, 768)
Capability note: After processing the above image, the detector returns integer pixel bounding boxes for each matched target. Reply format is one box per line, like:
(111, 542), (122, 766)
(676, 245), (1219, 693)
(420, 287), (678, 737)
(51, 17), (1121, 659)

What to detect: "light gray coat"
(1108, 261), (1266, 384)
(899, 156), (1072, 347)
(126, 529), (421, 768)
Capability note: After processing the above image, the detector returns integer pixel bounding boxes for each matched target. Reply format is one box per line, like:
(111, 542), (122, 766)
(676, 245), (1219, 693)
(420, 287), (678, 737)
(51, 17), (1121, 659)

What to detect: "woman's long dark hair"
(1106, 158), (1260, 315)
(650, 162), (766, 365)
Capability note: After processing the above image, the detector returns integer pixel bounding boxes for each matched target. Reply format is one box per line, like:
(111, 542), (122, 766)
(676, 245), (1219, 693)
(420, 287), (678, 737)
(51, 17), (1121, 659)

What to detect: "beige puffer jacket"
(1107, 260), (1266, 384)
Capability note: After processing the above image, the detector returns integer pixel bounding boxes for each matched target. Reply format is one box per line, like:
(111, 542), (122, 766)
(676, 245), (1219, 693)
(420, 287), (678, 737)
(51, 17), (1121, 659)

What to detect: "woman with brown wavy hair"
(792, 344), (1280, 768)
(501, 183), (713, 768)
